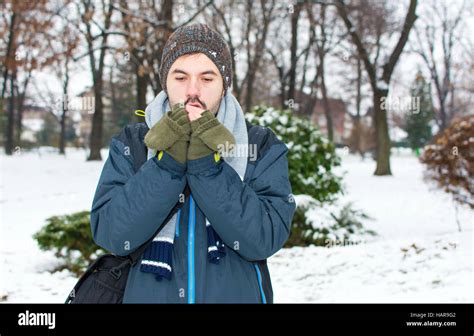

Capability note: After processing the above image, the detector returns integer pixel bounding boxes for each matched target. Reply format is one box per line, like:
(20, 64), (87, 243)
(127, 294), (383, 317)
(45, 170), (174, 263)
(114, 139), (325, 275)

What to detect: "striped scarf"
(140, 90), (249, 280)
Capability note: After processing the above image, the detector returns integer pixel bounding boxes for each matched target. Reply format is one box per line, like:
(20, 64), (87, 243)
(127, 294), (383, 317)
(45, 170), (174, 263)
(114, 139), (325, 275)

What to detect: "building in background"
(21, 105), (51, 143)
(74, 87), (112, 147)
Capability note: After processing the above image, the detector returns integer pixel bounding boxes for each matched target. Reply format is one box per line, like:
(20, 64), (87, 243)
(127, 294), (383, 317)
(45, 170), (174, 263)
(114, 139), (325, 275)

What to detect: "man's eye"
(175, 77), (185, 81)
(203, 78), (213, 82)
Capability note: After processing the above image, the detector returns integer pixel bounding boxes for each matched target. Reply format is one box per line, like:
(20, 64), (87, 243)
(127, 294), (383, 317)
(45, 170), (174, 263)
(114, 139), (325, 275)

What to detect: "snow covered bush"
(33, 211), (104, 275)
(246, 106), (343, 203)
(420, 115), (474, 209)
(246, 106), (373, 247)
(286, 195), (375, 247)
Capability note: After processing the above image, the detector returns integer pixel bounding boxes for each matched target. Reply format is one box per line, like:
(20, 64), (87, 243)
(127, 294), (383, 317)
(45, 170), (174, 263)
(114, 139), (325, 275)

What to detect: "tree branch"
(382, 0), (418, 83)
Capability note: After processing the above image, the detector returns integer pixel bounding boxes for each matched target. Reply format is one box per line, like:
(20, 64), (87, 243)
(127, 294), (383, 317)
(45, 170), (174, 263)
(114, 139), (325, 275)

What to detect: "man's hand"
(144, 103), (191, 164)
(186, 103), (206, 122)
(187, 110), (235, 161)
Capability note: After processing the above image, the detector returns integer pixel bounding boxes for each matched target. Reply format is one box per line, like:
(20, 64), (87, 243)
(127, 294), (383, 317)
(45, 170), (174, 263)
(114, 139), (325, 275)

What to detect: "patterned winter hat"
(159, 23), (233, 94)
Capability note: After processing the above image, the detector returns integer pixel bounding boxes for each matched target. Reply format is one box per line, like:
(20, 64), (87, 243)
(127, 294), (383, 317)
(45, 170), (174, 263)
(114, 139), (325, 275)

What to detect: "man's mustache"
(185, 98), (206, 109)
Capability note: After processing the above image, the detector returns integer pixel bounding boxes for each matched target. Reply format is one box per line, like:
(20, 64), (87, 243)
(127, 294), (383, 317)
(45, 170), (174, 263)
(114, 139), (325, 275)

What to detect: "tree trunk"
(244, 66), (255, 113)
(154, 0), (173, 95)
(88, 84), (104, 161)
(268, 50), (286, 109)
(84, 1), (113, 161)
(301, 63), (320, 117)
(280, 80), (286, 111)
(14, 70), (31, 147)
(319, 56), (333, 142)
(355, 57), (362, 156)
(373, 89), (392, 175)
(244, 0), (273, 113)
(14, 81), (21, 147)
(109, 66), (117, 125)
(136, 67), (148, 110)
(437, 91), (447, 131)
(5, 69), (16, 155)
(1, 12), (16, 100)
(320, 78), (333, 142)
(59, 102), (67, 154)
(287, 3), (301, 104)
(59, 62), (69, 155)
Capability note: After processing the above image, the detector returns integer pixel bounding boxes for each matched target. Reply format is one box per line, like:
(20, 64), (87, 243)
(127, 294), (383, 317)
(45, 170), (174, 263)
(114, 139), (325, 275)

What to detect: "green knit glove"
(188, 110), (236, 161)
(144, 103), (191, 164)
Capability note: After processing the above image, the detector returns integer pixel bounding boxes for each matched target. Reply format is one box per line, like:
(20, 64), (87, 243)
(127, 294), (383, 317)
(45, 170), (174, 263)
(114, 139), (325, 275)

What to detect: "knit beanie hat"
(159, 23), (233, 94)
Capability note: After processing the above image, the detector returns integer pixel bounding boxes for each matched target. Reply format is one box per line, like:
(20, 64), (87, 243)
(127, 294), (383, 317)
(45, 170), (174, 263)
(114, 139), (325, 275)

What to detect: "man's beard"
(208, 99), (222, 115)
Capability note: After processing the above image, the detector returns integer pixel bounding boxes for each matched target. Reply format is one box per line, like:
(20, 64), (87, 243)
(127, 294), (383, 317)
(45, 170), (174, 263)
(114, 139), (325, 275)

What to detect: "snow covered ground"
(0, 148), (472, 303)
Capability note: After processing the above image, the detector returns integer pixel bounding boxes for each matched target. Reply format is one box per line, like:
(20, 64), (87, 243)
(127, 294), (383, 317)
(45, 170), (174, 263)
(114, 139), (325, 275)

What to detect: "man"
(90, 23), (295, 303)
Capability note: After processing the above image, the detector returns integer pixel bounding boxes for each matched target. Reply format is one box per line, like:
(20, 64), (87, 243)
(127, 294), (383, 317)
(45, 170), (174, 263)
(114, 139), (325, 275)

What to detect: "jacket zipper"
(254, 264), (267, 304)
(186, 194), (265, 304)
(175, 208), (181, 237)
(188, 195), (196, 304)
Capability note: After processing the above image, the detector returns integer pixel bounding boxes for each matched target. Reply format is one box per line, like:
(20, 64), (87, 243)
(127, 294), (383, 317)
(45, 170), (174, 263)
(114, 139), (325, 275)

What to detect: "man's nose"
(186, 78), (201, 98)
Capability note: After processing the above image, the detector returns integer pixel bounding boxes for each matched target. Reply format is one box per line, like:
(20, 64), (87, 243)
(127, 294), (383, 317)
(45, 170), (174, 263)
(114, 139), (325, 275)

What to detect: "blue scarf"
(140, 90), (249, 280)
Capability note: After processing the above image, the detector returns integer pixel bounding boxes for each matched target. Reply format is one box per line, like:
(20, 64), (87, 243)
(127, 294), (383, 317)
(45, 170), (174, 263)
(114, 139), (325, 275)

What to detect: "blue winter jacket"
(90, 120), (295, 303)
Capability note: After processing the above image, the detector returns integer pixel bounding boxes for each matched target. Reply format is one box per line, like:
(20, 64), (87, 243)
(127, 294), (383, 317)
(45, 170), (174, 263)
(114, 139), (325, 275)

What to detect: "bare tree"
(332, 4), (374, 156)
(264, 4), (295, 110)
(13, 54), (32, 147)
(287, 2), (303, 106)
(336, 0), (418, 175)
(205, 0), (277, 111)
(0, 0), (60, 155)
(1, 9), (15, 101)
(113, 0), (173, 108)
(307, 3), (345, 142)
(412, 0), (465, 131)
(203, 0), (245, 99)
(242, 0), (276, 112)
(54, 26), (80, 154)
(265, 3), (317, 112)
(73, 0), (115, 161)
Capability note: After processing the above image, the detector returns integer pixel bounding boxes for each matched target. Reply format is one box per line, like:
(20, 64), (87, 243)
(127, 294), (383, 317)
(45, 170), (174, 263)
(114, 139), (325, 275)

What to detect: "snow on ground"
(271, 151), (473, 302)
(0, 148), (107, 303)
(0, 148), (472, 303)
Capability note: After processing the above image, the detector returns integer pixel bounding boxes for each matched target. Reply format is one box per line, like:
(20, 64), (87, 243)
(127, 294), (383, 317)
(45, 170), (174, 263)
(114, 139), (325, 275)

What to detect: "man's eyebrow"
(171, 69), (218, 76)
(200, 70), (218, 76)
